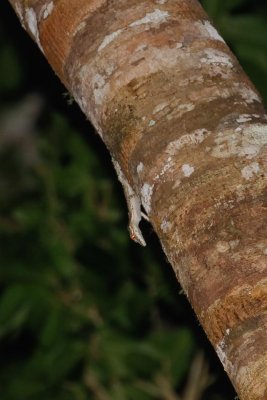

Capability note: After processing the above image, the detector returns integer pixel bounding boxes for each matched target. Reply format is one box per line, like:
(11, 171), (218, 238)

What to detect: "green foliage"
(0, 109), (196, 399)
(0, 1), (267, 399)
(201, 0), (248, 17)
(0, 44), (23, 91)
(201, 0), (267, 101)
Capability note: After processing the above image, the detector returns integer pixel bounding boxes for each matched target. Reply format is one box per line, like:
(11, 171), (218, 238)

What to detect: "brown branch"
(7, 1), (267, 398)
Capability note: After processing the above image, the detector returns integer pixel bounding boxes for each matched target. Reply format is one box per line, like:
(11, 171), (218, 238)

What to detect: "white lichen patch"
(93, 86), (109, 105)
(179, 74), (205, 87)
(25, 8), (38, 38)
(216, 338), (227, 364)
(160, 157), (174, 176)
(141, 183), (154, 214)
(161, 219), (173, 233)
(196, 20), (225, 43)
(241, 162), (260, 181)
(105, 62), (116, 76)
(98, 29), (123, 52)
(153, 156), (174, 182)
(98, 9), (169, 52)
(236, 84), (261, 104)
(148, 119), (156, 127)
(137, 162), (144, 175)
(153, 101), (169, 114)
(203, 21), (225, 43)
(189, 86), (233, 103)
(216, 239), (239, 252)
(73, 88), (104, 139)
(229, 239), (240, 250)
(255, 242), (267, 256)
(25, 8), (43, 51)
(235, 184), (246, 201)
(214, 198), (235, 210)
(200, 48), (233, 68)
(182, 164), (194, 177)
(41, 1), (54, 20)
(166, 129), (210, 155)
(216, 338), (234, 377)
(166, 102), (195, 121)
(129, 9), (169, 28)
(212, 124), (267, 159)
(236, 114), (252, 123)
(172, 179), (181, 189)
(15, 3), (24, 25)
(73, 20), (87, 37)
(216, 241), (230, 253)
(179, 102), (195, 112)
(93, 73), (106, 88)
(155, 0), (167, 4)
(133, 44), (147, 53)
(208, 64), (233, 80)
(75, 95), (87, 112)
(90, 72), (110, 105)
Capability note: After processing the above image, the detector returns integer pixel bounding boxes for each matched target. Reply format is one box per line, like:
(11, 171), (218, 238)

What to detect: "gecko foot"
(129, 224), (146, 247)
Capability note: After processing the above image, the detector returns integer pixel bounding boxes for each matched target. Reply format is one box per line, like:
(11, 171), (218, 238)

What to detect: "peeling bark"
(7, 1), (267, 399)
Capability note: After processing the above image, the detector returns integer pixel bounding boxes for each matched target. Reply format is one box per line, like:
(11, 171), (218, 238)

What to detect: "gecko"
(112, 158), (147, 246)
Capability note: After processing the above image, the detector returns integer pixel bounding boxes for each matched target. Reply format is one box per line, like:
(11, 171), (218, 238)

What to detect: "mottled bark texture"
(8, 0), (267, 398)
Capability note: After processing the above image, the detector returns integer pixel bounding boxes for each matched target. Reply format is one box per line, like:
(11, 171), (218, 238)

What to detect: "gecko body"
(112, 158), (146, 246)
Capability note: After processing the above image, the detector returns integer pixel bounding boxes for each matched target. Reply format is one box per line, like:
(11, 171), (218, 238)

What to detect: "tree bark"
(8, 1), (267, 399)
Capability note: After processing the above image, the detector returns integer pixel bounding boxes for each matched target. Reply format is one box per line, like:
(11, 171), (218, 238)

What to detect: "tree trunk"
(8, 1), (267, 399)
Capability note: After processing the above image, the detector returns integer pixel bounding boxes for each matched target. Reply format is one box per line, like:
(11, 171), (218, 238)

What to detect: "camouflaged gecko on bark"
(112, 159), (146, 247)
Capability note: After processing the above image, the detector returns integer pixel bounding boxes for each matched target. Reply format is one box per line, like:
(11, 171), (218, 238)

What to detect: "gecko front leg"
(112, 158), (146, 247)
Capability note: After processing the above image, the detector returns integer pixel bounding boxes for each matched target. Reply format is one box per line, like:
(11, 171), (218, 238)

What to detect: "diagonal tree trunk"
(7, 1), (267, 399)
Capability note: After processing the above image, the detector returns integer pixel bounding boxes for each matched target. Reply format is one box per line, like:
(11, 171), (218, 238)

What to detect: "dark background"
(0, 1), (267, 399)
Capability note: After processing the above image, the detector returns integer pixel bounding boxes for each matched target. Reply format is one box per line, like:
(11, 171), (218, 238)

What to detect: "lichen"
(182, 164), (195, 177)
(25, 7), (43, 51)
(211, 124), (267, 159)
(166, 129), (210, 155)
(41, 1), (54, 20)
(241, 162), (260, 181)
(98, 9), (169, 52)
(141, 183), (154, 214)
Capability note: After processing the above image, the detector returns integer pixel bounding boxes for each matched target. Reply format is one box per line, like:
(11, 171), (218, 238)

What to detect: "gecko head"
(129, 227), (146, 247)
